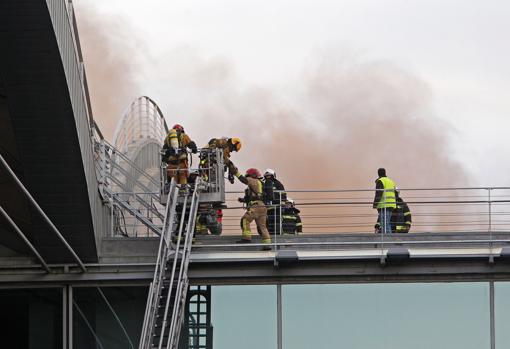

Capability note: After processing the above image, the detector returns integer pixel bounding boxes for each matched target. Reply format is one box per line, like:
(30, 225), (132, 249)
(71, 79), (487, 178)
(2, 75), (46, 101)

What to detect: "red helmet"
(172, 124), (184, 132)
(245, 168), (261, 178)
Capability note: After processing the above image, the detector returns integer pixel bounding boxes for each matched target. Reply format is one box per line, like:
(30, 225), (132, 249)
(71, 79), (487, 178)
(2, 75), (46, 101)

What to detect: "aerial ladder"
(139, 179), (201, 349)
(138, 148), (225, 349)
(94, 133), (224, 347)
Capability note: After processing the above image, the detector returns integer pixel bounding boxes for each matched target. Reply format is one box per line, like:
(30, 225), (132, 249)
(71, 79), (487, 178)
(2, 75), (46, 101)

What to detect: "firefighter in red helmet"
(162, 124), (197, 185)
(230, 163), (272, 250)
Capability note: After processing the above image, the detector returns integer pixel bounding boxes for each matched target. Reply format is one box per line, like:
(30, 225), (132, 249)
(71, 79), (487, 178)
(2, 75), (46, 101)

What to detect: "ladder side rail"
(171, 277), (190, 349)
(168, 187), (201, 349)
(148, 185), (179, 344)
(140, 186), (176, 349)
(168, 194), (199, 349)
(144, 193), (176, 348)
(157, 193), (190, 349)
(138, 194), (170, 349)
(139, 181), (178, 349)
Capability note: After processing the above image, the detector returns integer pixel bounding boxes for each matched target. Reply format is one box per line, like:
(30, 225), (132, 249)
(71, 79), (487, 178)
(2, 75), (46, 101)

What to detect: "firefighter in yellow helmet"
(200, 137), (242, 183)
(229, 162), (272, 250)
(162, 124), (197, 185)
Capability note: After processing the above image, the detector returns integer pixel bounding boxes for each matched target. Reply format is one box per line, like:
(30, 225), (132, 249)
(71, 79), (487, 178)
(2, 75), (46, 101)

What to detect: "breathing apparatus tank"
(167, 128), (180, 154)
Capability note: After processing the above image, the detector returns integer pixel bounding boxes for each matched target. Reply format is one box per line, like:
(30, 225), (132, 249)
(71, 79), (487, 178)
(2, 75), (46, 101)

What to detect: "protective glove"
(228, 161), (238, 176)
(228, 173), (235, 184)
(238, 197), (245, 203)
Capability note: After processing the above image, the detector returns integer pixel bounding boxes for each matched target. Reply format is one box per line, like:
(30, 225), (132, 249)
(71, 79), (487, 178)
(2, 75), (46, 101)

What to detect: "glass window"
(283, 283), (490, 349)
(0, 288), (63, 349)
(73, 286), (148, 349)
(495, 282), (510, 348)
(211, 285), (277, 349)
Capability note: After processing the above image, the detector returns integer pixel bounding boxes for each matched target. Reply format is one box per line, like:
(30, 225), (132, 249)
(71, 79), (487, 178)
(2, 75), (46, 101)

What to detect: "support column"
(63, 286), (73, 349)
(277, 284), (282, 349)
(490, 281), (495, 349)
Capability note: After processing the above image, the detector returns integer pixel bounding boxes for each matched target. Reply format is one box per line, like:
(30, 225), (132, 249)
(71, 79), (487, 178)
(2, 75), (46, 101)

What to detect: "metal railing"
(94, 136), (167, 236)
(94, 136), (230, 238)
(211, 187), (510, 252)
(160, 147), (226, 204)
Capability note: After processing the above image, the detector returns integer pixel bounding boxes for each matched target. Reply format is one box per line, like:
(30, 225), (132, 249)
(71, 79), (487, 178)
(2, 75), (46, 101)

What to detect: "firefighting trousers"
(167, 159), (189, 185)
(241, 203), (271, 243)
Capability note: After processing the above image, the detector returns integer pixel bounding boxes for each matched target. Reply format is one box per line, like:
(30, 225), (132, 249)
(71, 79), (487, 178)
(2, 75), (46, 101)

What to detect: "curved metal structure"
(94, 96), (171, 237)
(112, 96), (168, 192)
(113, 96), (168, 159)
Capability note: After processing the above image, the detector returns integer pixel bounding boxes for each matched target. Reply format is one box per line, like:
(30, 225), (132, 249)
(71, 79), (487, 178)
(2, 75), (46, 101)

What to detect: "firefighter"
(263, 169), (287, 234)
(195, 204), (223, 235)
(230, 163), (272, 250)
(200, 137), (242, 183)
(282, 198), (303, 234)
(392, 190), (412, 233)
(372, 168), (397, 234)
(162, 124), (197, 185)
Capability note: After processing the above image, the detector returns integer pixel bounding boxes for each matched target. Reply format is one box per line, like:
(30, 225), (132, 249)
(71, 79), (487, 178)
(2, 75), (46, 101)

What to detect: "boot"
(261, 244), (272, 251)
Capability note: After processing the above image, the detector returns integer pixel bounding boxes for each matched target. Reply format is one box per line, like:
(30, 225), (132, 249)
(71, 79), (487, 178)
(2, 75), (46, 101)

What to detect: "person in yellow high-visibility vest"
(372, 168), (397, 234)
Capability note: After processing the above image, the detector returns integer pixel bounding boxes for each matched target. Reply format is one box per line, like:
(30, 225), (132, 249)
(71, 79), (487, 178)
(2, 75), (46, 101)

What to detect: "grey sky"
(79, 0), (510, 185)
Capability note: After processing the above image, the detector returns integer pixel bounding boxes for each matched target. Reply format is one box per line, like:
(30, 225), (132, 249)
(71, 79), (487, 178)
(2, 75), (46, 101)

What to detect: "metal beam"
(1, 256), (510, 285)
(187, 259), (510, 285)
(0, 205), (51, 273)
(0, 153), (87, 272)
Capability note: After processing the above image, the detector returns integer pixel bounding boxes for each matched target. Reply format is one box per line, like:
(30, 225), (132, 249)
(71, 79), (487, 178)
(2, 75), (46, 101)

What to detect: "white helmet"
(264, 168), (276, 178)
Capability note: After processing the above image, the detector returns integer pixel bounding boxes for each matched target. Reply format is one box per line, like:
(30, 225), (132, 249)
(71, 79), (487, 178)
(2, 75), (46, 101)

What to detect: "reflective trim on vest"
(377, 177), (397, 209)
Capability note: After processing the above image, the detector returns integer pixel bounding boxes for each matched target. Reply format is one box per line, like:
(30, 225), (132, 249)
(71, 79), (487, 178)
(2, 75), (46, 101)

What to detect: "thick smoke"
(75, 5), (476, 233)
(146, 49), (468, 190)
(74, 3), (143, 139)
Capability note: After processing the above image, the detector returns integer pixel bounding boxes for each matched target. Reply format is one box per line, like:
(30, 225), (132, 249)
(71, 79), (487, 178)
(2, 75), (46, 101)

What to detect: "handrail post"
(488, 188), (493, 262)
(279, 191), (283, 241)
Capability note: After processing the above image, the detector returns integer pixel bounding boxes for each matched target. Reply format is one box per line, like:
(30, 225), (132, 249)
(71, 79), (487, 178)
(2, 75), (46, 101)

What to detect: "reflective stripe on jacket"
(376, 177), (397, 209)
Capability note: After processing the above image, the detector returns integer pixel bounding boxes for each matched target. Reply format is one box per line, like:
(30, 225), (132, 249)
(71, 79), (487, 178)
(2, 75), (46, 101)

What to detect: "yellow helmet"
(230, 137), (242, 151)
